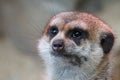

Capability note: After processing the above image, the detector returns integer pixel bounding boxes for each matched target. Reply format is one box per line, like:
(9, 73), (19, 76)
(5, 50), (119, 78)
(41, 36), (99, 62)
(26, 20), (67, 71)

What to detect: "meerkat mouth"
(51, 51), (87, 67)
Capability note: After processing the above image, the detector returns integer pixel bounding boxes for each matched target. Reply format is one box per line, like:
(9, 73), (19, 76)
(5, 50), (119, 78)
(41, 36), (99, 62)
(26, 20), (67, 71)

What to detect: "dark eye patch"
(48, 25), (59, 38)
(66, 27), (88, 45)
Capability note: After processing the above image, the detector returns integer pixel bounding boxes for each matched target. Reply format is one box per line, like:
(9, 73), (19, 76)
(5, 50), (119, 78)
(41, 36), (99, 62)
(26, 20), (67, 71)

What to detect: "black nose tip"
(52, 39), (64, 51)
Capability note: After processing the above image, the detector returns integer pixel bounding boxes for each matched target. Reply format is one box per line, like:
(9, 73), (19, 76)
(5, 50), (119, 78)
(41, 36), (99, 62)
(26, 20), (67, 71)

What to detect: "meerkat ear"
(100, 33), (114, 54)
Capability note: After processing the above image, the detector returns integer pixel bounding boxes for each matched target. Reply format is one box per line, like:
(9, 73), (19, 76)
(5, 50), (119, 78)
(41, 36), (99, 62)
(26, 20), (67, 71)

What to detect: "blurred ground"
(0, 0), (120, 80)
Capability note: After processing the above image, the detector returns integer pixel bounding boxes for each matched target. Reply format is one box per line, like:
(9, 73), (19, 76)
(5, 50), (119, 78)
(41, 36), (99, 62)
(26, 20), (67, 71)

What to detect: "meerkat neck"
(45, 56), (113, 80)
(93, 55), (112, 80)
(93, 62), (112, 80)
(47, 62), (112, 80)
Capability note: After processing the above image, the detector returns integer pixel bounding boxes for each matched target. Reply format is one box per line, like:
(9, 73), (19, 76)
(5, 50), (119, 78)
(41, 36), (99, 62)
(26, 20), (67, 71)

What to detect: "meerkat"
(38, 12), (115, 80)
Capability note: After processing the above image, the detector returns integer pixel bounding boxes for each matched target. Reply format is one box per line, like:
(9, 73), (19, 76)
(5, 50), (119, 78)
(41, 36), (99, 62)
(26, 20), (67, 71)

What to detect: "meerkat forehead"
(47, 12), (112, 31)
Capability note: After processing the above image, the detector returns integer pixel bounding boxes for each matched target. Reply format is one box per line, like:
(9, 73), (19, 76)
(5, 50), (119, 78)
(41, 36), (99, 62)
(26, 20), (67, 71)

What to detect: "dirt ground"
(0, 0), (120, 80)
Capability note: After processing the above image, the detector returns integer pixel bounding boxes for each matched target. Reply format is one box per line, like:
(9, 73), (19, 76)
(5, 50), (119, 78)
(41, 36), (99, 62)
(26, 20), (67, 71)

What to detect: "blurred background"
(0, 0), (120, 80)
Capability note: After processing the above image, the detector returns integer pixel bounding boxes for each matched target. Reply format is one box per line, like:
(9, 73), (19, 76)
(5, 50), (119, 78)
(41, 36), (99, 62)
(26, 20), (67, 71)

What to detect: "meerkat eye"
(72, 30), (82, 38)
(67, 28), (88, 45)
(48, 26), (59, 37)
(69, 28), (88, 39)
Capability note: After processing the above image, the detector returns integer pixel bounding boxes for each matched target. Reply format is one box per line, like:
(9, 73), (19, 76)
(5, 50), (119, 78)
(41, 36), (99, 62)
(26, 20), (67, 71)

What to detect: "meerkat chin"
(38, 12), (115, 80)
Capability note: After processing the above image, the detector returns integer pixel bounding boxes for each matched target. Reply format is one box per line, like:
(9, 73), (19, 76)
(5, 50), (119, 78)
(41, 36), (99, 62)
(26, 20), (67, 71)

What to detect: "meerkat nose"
(52, 39), (64, 52)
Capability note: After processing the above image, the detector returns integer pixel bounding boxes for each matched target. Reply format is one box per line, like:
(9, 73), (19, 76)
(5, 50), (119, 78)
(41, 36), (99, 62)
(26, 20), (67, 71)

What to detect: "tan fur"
(111, 49), (120, 80)
(113, 63), (120, 80)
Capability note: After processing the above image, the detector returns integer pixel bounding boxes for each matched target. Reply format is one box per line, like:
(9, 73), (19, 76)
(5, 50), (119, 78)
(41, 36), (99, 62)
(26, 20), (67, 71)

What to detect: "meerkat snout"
(38, 12), (115, 80)
(52, 39), (64, 52)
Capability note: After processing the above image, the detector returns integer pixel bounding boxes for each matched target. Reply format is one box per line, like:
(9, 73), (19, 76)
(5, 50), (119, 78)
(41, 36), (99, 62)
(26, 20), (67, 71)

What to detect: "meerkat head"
(38, 12), (114, 80)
